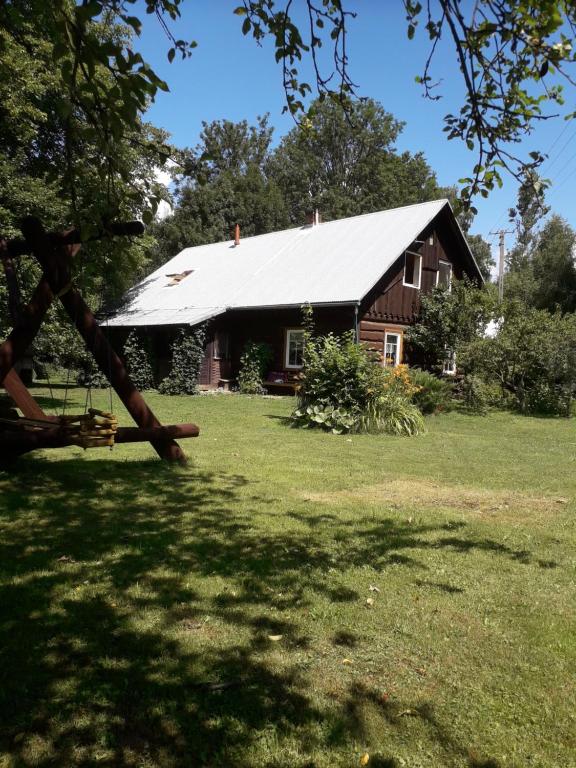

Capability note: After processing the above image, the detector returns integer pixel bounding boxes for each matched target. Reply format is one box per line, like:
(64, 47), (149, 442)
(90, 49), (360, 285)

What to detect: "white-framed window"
(285, 329), (305, 369)
(436, 260), (452, 290)
(384, 332), (401, 367)
(443, 349), (456, 375)
(213, 331), (230, 360)
(403, 251), (422, 289)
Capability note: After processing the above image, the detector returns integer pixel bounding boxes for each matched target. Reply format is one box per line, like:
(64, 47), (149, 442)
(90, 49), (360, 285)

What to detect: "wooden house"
(107, 199), (483, 390)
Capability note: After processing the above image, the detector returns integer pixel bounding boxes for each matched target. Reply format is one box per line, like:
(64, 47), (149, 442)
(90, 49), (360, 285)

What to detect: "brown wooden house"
(107, 200), (483, 390)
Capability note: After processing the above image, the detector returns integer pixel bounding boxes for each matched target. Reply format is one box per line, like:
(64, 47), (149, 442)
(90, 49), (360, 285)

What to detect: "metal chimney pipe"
(234, 223), (240, 246)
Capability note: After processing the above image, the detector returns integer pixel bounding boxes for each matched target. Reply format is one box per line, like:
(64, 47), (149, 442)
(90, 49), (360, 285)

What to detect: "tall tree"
(505, 174), (550, 304)
(0, 10), (166, 365)
(507, 173), (550, 273)
(467, 234), (494, 282)
(531, 215), (576, 313)
(150, 115), (288, 268)
(268, 97), (443, 224)
(181, 116), (274, 183)
(3, 2), (576, 214)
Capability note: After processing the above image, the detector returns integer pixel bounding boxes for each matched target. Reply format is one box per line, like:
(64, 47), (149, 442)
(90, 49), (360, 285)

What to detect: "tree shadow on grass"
(0, 456), (536, 766)
(333, 683), (503, 768)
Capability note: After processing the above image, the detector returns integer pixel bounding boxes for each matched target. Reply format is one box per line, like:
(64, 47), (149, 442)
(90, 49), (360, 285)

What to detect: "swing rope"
(52, 228), (118, 449)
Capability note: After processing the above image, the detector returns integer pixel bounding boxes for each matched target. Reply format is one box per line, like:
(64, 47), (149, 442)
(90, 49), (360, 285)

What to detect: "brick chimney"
(305, 209), (321, 227)
(234, 223), (240, 246)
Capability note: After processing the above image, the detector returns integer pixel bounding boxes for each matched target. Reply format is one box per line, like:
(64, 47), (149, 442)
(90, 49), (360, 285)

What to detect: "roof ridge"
(178, 198), (449, 250)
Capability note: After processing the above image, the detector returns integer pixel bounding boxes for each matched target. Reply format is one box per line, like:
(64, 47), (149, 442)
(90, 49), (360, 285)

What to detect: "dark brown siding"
(196, 306), (356, 387)
(361, 224), (466, 327)
(358, 319), (407, 364)
(109, 206), (480, 386)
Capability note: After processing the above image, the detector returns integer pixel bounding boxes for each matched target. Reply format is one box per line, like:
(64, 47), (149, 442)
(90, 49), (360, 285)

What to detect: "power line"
(542, 126), (576, 175)
(544, 119), (573, 158)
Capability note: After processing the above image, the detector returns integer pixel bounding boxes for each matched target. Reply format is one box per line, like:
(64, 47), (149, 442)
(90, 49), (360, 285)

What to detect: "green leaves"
(408, 0), (576, 205)
(238, 341), (274, 394)
(124, 330), (155, 390)
(233, 0), (357, 118)
(159, 326), (208, 395)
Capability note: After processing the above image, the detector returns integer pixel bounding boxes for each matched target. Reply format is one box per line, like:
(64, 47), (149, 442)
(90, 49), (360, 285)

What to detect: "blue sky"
(137, 2), (576, 262)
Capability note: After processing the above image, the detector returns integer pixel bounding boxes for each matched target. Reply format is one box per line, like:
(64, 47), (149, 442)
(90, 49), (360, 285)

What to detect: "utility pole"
(490, 228), (514, 302)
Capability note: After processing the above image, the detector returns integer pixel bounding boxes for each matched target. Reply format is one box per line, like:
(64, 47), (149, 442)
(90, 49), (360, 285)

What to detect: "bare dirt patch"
(299, 478), (571, 523)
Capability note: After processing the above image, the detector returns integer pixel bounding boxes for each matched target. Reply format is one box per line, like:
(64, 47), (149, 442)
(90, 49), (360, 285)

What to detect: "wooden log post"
(3, 369), (51, 421)
(58, 288), (187, 462)
(0, 276), (55, 387)
(19, 217), (188, 463)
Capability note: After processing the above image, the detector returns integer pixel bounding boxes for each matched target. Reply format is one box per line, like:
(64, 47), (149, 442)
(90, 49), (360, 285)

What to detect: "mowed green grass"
(0, 387), (575, 768)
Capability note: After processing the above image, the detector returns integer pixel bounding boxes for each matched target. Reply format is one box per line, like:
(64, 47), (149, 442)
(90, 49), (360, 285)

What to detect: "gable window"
(403, 251), (422, 289)
(213, 331), (230, 360)
(437, 260), (452, 290)
(285, 329), (305, 369)
(384, 332), (401, 367)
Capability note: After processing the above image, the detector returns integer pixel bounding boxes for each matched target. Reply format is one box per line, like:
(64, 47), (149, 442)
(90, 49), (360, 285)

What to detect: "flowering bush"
(382, 364), (422, 399)
(291, 324), (424, 436)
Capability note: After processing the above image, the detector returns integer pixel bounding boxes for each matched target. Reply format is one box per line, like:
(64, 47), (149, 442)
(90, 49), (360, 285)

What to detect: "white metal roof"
(107, 199), (457, 327)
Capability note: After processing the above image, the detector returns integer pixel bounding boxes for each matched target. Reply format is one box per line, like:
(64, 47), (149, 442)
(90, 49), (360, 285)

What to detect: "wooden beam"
(2, 368), (51, 421)
(0, 276), (54, 388)
(15, 217), (187, 463)
(0, 423), (198, 466)
(58, 288), (187, 462)
(0, 248), (56, 421)
(0, 217), (192, 464)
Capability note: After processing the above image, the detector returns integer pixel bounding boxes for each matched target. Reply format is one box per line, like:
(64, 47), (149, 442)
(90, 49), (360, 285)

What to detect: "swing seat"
(1, 217), (198, 464)
(0, 408), (119, 450)
(59, 408), (119, 449)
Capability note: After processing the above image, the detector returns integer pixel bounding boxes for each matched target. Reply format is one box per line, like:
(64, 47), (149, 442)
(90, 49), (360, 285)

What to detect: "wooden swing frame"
(0, 216), (199, 465)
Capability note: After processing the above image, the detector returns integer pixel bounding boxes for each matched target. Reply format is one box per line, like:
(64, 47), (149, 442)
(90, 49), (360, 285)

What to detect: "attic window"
(165, 270), (193, 287)
(437, 260), (452, 290)
(403, 251), (422, 289)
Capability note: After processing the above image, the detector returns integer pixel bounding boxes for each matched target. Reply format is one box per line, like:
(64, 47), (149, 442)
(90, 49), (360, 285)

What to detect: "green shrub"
(76, 364), (108, 389)
(292, 327), (424, 436)
(408, 368), (453, 414)
(459, 374), (489, 415)
(76, 351), (108, 389)
(238, 341), (273, 394)
(123, 330), (154, 390)
(371, 394), (425, 436)
(460, 306), (576, 417)
(407, 277), (496, 372)
(292, 403), (356, 434)
(159, 325), (206, 395)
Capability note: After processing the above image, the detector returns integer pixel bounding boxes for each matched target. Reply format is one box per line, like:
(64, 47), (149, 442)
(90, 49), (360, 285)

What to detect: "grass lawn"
(0, 387), (575, 768)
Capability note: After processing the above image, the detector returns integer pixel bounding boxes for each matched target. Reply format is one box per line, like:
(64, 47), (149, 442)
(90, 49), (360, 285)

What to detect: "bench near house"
(107, 199), (483, 390)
